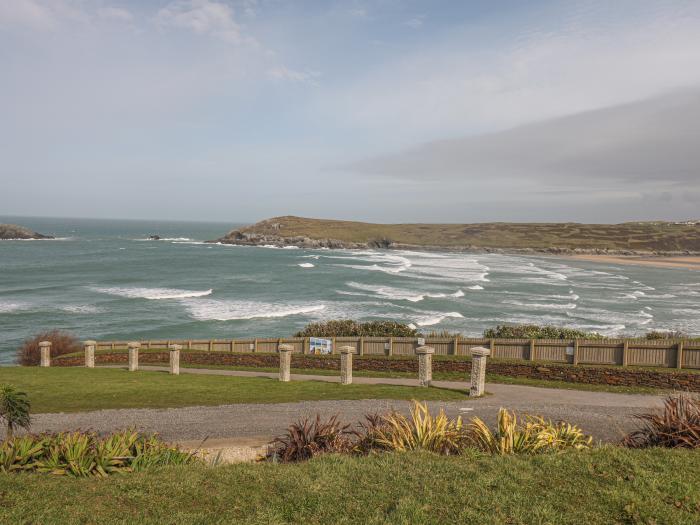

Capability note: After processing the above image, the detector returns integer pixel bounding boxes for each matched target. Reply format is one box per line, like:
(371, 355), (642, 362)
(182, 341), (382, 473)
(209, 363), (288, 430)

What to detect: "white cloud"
(156, 0), (244, 44)
(268, 66), (321, 85)
(0, 0), (56, 30)
(405, 16), (424, 29)
(97, 7), (133, 22)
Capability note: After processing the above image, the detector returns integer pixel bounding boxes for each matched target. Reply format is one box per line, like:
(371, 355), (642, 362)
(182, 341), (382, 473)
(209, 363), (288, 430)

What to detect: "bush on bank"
(294, 320), (419, 338)
(17, 330), (81, 366)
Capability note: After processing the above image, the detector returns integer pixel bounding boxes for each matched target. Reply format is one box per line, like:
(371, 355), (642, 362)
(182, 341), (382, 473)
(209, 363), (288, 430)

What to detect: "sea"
(1, 216), (698, 364)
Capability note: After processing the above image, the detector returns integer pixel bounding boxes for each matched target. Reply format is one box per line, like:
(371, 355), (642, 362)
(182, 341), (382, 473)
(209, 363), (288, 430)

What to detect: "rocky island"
(0, 224), (54, 240)
(209, 216), (700, 256)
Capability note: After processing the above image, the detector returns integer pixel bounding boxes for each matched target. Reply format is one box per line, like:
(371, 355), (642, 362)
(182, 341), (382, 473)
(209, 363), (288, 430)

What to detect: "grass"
(0, 448), (698, 523)
(231, 215), (700, 252)
(0, 368), (467, 413)
(178, 363), (668, 395)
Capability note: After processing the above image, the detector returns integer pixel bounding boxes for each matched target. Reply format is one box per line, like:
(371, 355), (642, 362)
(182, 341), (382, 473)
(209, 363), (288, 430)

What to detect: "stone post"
(278, 344), (293, 382)
(340, 346), (354, 385)
(169, 344), (181, 375)
(84, 340), (96, 368)
(128, 342), (140, 372)
(470, 346), (491, 397)
(39, 341), (51, 367)
(416, 346), (435, 387)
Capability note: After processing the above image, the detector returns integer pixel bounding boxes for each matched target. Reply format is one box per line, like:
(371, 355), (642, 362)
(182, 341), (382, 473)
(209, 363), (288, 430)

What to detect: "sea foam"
(91, 286), (213, 300)
(184, 300), (325, 321)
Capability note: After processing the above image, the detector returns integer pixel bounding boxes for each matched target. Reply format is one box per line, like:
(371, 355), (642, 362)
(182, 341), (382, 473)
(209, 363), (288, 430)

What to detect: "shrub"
(0, 385), (31, 439)
(267, 415), (355, 463)
(0, 430), (196, 476)
(465, 408), (592, 455)
(483, 324), (603, 340)
(644, 330), (689, 340)
(360, 401), (466, 455)
(294, 320), (419, 338)
(622, 394), (700, 449)
(17, 330), (81, 366)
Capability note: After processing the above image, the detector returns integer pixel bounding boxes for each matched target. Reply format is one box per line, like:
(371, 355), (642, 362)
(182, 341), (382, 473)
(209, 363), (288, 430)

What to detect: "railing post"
(572, 339), (579, 365)
(388, 337), (394, 357)
(84, 340), (96, 368)
(169, 344), (181, 375)
(359, 337), (364, 356)
(128, 342), (140, 372)
(39, 341), (51, 367)
(529, 339), (536, 361)
(416, 346), (434, 387)
(622, 340), (629, 366)
(677, 341), (684, 369)
(453, 336), (459, 355)
(278, 344), (293, 382)
(340, 346), (354, 385)
(470, 346), (490, 397)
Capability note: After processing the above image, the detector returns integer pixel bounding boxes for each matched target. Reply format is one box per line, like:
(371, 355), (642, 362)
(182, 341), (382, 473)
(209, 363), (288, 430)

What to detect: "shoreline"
(564, 254), (700, 270)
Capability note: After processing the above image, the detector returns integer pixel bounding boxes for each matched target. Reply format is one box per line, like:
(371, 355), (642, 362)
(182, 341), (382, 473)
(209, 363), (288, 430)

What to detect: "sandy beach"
(567, 254), (700, 270)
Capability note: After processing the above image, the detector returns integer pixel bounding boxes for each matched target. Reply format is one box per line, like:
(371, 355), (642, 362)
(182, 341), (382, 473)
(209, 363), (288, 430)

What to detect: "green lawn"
(0, 367), (467, 413)
(178, 363), (666, 395)
(0, 448), (698, 524)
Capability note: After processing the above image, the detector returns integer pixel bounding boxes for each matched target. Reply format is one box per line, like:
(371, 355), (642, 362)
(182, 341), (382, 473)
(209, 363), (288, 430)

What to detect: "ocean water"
(1, 216), (699, 364)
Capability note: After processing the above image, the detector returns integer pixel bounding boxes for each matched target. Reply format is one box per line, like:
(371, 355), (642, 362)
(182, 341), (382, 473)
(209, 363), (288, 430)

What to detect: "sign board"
(565, 346), (574, 356)
(309, 337), (333, 355)
(417, 338), (425, 346)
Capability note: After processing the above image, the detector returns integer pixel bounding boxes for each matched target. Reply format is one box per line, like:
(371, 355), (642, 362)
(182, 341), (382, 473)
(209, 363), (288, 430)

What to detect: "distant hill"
(0, 224), (53, 240)
(211, 216), (700, 254)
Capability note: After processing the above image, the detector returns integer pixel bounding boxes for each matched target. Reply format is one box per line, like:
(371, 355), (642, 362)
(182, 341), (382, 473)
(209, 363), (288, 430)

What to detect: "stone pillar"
(470, 346), (491, 397)
(278, 344), (293, 382)
(84, 340), (96, 368)
(39, 341), (51, 367)
(416, 346), (435, 387)
(340, 346), (354, 385)
(169, 344), (181, 375)
(128, 342), (140, 372)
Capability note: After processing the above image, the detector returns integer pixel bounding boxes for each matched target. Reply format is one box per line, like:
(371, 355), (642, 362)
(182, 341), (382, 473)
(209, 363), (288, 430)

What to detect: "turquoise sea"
(1, 216), (698, 364)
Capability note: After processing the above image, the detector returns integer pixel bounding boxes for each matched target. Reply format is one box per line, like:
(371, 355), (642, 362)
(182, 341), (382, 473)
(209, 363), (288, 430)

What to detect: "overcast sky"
(1, 0), (699, 223)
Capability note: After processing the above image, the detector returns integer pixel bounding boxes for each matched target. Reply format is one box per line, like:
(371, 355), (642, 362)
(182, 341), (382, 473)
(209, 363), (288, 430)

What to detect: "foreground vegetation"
(0, 448), (698, 523)
(0, 368), (466, 413)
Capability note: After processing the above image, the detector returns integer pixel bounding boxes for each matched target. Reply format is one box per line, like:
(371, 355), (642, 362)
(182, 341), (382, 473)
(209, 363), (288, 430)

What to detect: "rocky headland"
(0, 224), (54, 240)
(208, 216), (700, 257)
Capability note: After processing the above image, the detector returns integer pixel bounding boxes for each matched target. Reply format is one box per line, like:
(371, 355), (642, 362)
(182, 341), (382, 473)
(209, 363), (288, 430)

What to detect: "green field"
(0, 368), (466, 413)
(0, 448), (698, 524)
(227, 215), (700, 252)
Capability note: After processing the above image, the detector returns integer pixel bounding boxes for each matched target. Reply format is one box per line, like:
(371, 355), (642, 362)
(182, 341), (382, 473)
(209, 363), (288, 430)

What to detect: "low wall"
(54, 351), (700, 391)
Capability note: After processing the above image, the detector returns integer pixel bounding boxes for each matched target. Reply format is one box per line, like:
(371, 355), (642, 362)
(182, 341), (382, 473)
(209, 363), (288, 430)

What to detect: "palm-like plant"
(0, 385), (31, 439)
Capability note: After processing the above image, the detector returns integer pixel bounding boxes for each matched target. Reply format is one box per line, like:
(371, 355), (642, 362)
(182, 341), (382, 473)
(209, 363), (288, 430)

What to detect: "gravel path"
(23, 366), (664, 445)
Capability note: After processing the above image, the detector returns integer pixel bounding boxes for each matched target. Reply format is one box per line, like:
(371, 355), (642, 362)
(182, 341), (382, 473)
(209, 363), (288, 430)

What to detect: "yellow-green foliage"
(0, 430), (196, 477)
(364, 401), (466, 455)
(466, 408), (592, 455)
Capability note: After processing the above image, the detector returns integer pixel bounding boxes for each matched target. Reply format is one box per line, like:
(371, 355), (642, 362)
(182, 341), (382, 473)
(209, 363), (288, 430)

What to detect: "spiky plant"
(268, 414), (354, 462)
(466, 408), (592, 455)
(623, 394), (700, 449)
(0, 385), (31, 439)
(364, 401), (465, 455)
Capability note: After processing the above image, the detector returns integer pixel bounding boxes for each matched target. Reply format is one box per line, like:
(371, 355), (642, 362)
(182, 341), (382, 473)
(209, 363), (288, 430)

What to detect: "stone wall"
(53, 351), (700, 391)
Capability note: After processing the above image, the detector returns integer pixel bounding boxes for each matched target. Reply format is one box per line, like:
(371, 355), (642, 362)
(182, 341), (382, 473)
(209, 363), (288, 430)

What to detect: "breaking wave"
(183, 300), (326, 321)
(91, 287), (213, 300)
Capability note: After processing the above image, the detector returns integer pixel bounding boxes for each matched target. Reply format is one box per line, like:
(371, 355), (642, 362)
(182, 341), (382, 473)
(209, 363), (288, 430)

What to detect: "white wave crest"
(503, 299), (577, 310)
(0, 301), (29, 313)
(451, 290), (465, 297)
(61, 304), (106, 314)
(184, 299), (325, 321)
(415, 312), (464, 327)
(467, 285), (484, 290)
(298, 263), (315, 268)
(91, 286), (213, 300)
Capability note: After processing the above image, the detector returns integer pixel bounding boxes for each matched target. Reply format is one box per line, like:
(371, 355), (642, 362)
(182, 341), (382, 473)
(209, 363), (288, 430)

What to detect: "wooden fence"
(93, 337), (700, 370)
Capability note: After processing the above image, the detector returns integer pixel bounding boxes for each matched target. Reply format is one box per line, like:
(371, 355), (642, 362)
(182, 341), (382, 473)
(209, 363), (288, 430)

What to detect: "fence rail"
(92, 337), (700, 370)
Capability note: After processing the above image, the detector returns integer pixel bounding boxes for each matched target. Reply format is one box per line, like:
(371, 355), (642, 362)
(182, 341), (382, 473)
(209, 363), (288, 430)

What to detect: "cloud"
(350, 89), (700, 210)
(156, 0), (245, 44)
(404, 16), (424, 29)
(268, 66), (321, 85)
(97, 7), (133, 22)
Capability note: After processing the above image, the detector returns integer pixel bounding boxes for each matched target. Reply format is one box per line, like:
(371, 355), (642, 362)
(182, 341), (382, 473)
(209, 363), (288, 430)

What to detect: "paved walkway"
(23, 365), (664, 445)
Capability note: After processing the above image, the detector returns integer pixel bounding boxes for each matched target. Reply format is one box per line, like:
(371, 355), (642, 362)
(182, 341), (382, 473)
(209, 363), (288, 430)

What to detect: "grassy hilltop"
(228, 216), (700, 253)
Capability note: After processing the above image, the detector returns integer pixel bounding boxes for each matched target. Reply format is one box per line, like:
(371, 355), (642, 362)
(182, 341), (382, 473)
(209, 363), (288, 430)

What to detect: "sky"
(1, 0), (699, 224)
